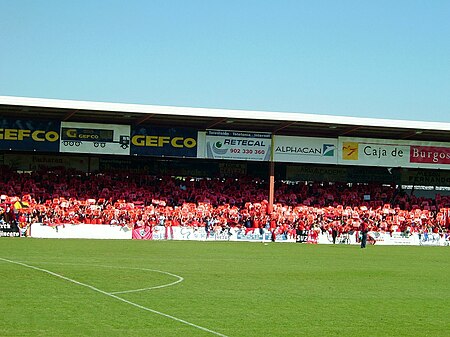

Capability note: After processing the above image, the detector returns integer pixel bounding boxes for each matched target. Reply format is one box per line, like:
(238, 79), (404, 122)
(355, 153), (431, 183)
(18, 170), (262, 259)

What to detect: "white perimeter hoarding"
(274, 136), (338, 164)
(204, 129), (271, 161)
(60, 122), (131, 155)
(339, 137), (450, 170)
(30, 223), (132, 239)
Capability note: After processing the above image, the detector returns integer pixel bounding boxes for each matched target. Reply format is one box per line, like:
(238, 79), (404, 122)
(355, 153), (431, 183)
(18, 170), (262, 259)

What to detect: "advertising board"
(60, 122), (130, 155)
(131, 126), (197, 157)
(204, 130), (271, 161)
(3, 153), (95, 172)
(339, 137), (450, 170)
(274, 136), (337, 164)
(0, 118), (60, 152)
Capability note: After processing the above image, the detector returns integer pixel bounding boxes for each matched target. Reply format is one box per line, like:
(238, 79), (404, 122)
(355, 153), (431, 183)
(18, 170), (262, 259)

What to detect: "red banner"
(132, 226), (153, 240)
(410, 146), (450, 165)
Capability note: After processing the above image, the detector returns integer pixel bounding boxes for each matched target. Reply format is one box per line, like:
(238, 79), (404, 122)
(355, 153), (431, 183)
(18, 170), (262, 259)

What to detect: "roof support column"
(268, 134), (275, 214)
(268, 160), (275, 214)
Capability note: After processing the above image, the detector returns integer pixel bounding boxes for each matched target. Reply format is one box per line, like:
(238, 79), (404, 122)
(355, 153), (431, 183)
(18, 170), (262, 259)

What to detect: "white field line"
(110, 269), (184, 294)
(0, 257), (229, 337)
(11, 261), (184, 295)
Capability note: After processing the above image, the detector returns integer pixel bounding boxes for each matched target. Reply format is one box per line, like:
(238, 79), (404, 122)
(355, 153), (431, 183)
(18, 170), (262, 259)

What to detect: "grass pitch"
(0, 239), (449, 337)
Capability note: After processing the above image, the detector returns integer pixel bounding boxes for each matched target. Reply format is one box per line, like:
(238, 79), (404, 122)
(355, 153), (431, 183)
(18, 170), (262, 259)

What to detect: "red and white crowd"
(1, 167), (449, 237)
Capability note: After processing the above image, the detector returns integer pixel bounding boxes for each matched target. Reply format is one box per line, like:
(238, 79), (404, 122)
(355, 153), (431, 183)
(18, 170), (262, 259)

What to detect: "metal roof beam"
(63, 109), (79, 121)
(134, 113), (155, 126)
(400, 131), (424, 140)
(273, 121), (297, 134)
(206, 117), (228, 129)
(339, 126), (362, 136)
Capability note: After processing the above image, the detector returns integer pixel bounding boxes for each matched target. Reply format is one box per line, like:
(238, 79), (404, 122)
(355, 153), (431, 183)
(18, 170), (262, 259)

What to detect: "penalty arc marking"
(10, 261), (185, 295)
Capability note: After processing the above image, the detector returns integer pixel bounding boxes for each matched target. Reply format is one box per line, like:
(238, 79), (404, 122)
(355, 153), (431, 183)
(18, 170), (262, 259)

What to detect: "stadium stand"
(1, 166), (449, 238)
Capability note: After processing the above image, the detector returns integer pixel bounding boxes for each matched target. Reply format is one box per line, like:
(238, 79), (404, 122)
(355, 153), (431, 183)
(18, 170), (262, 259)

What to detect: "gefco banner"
(205, 129), (271, 161)
(274, 136), (338, 164)
(0, 118), (60, 152)
(60, 122), (131, 155)
(339, 137), (450, 170)
(131, 126), (197, 157)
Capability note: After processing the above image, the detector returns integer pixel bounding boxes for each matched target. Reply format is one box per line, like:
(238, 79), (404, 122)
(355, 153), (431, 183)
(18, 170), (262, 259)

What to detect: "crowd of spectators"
(1, 166), (449, 237)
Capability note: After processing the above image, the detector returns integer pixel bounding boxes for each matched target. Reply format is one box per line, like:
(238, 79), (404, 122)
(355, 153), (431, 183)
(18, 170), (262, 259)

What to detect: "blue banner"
(131, 126), (197, 157)
(0, 119), (60, 152)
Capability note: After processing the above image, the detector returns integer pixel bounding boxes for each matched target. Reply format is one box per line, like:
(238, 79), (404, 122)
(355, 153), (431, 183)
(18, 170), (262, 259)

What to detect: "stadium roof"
(1, 95), (450, 142)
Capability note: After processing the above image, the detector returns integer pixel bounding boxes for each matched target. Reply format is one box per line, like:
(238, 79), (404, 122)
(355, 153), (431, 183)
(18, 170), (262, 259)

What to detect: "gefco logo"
(0, 128), (59, 142)
(342, 142), (359, 160)
(132, 135), (196, 148)
(62, 128), (114, 142)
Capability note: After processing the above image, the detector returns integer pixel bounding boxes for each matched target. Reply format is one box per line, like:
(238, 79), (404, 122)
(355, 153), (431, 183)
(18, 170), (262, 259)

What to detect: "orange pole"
(268, 134), (275, 214)
(268, 161), (275, 214)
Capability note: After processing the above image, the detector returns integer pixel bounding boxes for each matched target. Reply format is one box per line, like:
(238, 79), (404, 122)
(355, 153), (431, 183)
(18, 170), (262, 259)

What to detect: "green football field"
(0, 239), (449, 337)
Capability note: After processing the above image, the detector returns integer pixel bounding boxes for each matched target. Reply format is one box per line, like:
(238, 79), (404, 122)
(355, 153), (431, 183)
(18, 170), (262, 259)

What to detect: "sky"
(1, 0), (449, 122)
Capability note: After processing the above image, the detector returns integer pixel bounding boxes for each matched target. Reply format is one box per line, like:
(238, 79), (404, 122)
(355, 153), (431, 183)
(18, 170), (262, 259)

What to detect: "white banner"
(339, 137), (410, 167)
(30, 223), (132, 239)
(316, 231), (449, 246)
(140, 226), (295, 242)
(204, 130), (271, 161)
(367, 232), (448, 246)
(339, 137), (450, 170)
(29, 223), (450, 246)
(274, 136), (338, 164)
(60, 122), (131, 155)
